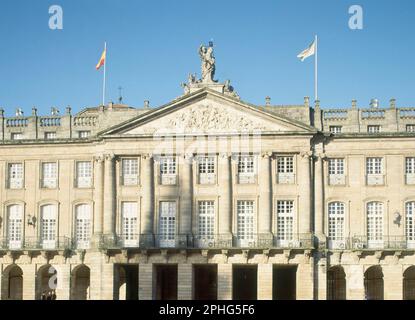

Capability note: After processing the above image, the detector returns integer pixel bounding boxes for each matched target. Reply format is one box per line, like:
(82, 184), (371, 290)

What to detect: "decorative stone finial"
(304, 97), (310, 108)
(352, 99), (357, 109)
(315, 100), (320, 109)
(370, 98), (379, 108)
(66, 106), (72, 115)
(390, 98), (396, 109)
(15, 108), (24, 117)
(0, 108), (4, 117)
(32, 107), (37, 116)
(144, 100), (150, 109)
(51, 107), (60, 116)
(265, 96), (271, 106)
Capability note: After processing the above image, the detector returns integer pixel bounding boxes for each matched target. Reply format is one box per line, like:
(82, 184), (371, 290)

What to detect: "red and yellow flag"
(96, 47), (106, 70)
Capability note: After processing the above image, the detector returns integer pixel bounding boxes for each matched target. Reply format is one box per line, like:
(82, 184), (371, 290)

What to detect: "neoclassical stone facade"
(1, 49), (415, 300)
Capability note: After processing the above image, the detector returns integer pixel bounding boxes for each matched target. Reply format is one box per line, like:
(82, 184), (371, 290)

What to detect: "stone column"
(217, 263), (232, 300)
(139, 263), (154, 300)
(21, 264), (37, 300)
(316, 259), (327, 300)
(259, 153), (272, 235)
(346, 264), (365, 300)
(103, 153), (116, 236)
(218, 154), (232, 236)
(384, 264), (403, 300)
(93, 155), (104, 242)
(178, 264), (193, 300)
(56, 264), (71, 300)
(89, 253), (102, 300)
(101, 262), (114, 300)
(258, 264), (273, 300)
(179, 154), (193, 236)
(314, 154), (325, 239)
(141, 154), (154, 236)
(299, 153), (311, 235)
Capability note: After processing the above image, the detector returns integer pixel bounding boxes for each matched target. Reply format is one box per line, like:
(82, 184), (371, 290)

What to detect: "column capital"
(219, 152), (231, 159)
(261, 151), (273, 159)
(104, 153), (115, 161)
(142, 153), (153, 160)
(300, 151), (313, 159)
(94, 154), (105, 163)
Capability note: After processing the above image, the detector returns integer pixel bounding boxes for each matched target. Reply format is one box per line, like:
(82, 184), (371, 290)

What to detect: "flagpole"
(315, 35), (318, 102)
(102, 42), (107, 107)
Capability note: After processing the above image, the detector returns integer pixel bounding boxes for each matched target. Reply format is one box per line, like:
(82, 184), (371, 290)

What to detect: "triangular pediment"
(101, 89), (315, 136)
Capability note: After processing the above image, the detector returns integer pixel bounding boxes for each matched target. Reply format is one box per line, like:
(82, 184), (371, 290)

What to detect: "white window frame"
(236, 200), (255, 247)
(328, 202), (346, 249)
(8, 163), (24, 189)
(44, 132), (57, 140)
(366, 157), (384, 185)
(275, 200), (294, 247)
(198, 156), (216, 185)
(78, 131), (91, 138)
(7, 204), (24, 249)
(158, 201), (176, 248)
(122, 158), (139, 186)
(406, 124), (415, 133)
(367, 125), (381, 133)
(276, 156), (295, 184)
(41, 162), (58, 189)
(328, 158), (346, 185)
(11, 132), (23, 140)
(121, 202), (139, 247)
(159, 156), (177, 185)
(40, 204), (57, 249)
(406, 157), (415, 185)
(406, 202), (415, 249)
(237, 155), (256, 184)
(196, 201), (215, 247)
(76, 161), (92, 188)
(367, 202), (384, 249)
(75, 204), (92, 249)
(329, 126), (342, 134)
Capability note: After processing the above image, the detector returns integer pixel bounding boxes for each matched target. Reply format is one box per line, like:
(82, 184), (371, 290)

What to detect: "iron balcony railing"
(0, 237), (72, 251)
(327, 236), (413, 250)
(99, 233), (314, 250)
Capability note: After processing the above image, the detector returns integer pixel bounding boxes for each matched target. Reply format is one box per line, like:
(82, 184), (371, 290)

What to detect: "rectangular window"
(367, 202), (384, 248)
(7, 205), (23, 249)
(366, 157), (384, 185)
(76, 161), (92, 188)
(367, 125), (381, 133)
(406, 157), (415, 185)
(121, 202), (139, 247)
(237, 155), (256, 184)
(159, 201), (176, 247)
(44, 132), (57, 139)
(78, 131), (91, 138)
(197, 201), (215, 239)
(328, 202), (345, 249)
(11, 133), (23, 140)
(42, 162), (57, 189)
(40, 205), (57, 249)
(329, 126), (342, 134)
(122, 158), (139, 186)
(75, 204), (92, 249)
(328, 158), (346, 185)
(276, 156), (295, 184)
(198, 156), (215, 184)
(406, 125), (415, 133)
(8, 163), (24, 189)
(160, 156), (177, 185)
(276, 200), (294, 244)
(406, 202), (415, 246)
(236, 200), (255, 247)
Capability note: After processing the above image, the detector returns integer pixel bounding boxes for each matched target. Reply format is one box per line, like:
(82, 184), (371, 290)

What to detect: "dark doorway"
(233, 265), (257, 300)
(273, 265), (297, 300)
(327, 266), (346, 300)
(155, 265), (178, 300)
(115, 264), (138, 300)
(194, 264), (217, 300)
(364, 266), (384, 300)
(404, 266), (415, 300)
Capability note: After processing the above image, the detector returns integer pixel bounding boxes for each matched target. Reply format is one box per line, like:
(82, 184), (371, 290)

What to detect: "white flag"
(297, 40), (316, 62)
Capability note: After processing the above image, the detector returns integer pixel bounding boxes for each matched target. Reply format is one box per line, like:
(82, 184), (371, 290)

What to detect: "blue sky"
(0, 0), (414, 115)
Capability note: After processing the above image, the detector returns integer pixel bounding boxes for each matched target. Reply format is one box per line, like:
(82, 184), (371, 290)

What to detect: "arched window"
(327, 266), (346, 300)
(7, 204), (23, 249)
(406, 202), (415, 248)
(75, 204), (92, 249)
(364, 266), (384, 300)
(367, 202), (383, 249)
(328, 202), (345, 249)
(40, 204), (57, 249)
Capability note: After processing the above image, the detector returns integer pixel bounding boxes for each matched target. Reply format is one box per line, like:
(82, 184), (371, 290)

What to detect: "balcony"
(327, 236), (411, 250)
(0, 237), (72, 251)
(99, 233), (314, 250)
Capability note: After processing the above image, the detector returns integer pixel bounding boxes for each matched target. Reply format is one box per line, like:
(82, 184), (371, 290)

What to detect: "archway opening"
(36, 264), (57, 300)
(1, 265), (23, 300)
(404, 266), (415, 300)
(364, 266), (384, 300)
(71, 265), (91, 300)
(327, 266), (346, 300)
